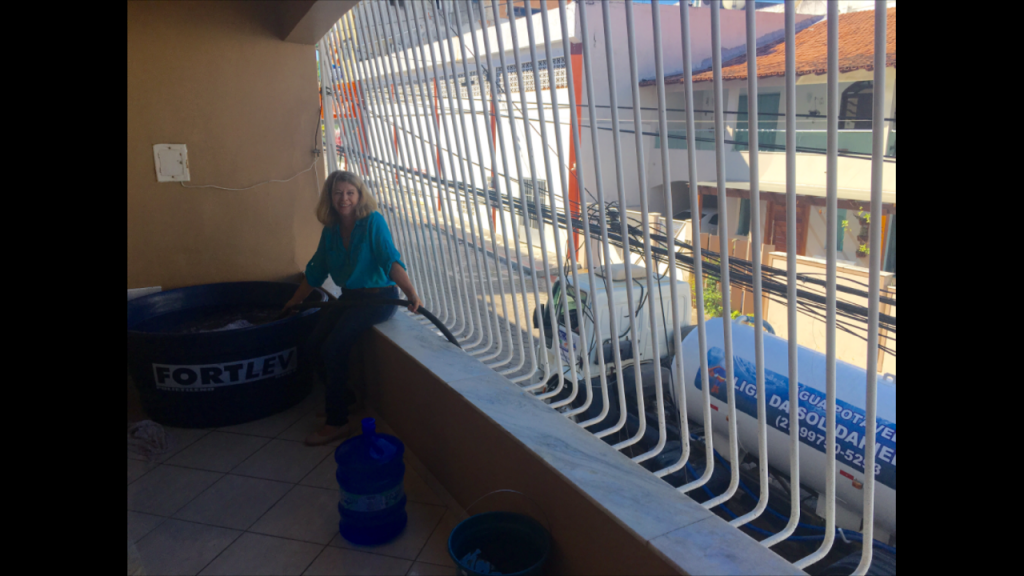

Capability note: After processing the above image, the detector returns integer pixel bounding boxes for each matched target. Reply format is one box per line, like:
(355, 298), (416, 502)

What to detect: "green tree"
(703, 276), (723, 319)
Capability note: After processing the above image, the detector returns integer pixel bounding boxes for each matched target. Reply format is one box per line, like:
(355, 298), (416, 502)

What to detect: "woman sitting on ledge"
(285, 171), (422, 446)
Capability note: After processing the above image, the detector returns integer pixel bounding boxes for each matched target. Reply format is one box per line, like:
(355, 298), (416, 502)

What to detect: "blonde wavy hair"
(316, 171), (379, 226)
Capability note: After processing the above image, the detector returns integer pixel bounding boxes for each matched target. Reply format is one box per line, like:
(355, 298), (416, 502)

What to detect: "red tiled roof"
(642, 8), (896, 87)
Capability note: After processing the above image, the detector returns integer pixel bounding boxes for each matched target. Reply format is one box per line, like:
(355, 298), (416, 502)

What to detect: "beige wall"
(128, 1), (325, 291)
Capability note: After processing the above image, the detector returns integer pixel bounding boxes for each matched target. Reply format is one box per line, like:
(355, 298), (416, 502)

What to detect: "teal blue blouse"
(305, 212), (406, 290)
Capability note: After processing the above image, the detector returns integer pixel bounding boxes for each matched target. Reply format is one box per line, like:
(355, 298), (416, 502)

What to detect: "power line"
(353, 153), (897, 354)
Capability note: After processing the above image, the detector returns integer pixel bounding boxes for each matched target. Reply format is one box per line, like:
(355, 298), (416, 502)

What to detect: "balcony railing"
(319, 2), (895, 574)
(657, 128), (887, 156)
(735, 129), (876, 155)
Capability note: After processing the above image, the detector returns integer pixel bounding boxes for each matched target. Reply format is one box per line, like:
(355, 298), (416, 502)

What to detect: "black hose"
(292, 301), (462, 349)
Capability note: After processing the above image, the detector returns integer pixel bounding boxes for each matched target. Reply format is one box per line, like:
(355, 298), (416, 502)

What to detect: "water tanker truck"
(533, 264), (896, 570)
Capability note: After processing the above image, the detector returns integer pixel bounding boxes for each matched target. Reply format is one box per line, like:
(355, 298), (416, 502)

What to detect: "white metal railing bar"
(347, 12), (432, 322)
(322, 32), (348, 172)
(352, 7), (468, 340)
(646, 0), (687, 463)
(622, 0), (665, 460)
(474, 0), (535, 377)
(332, 28), (373, 179)
(855, 4), (888, 574)
(558, 0), (606, 419)
(338, 17), (404, 286)
(664, 0), (709, 486)
(369, 4), (443, 321)
(534, 0), (590, 408)
(532, 0), (589, 407)
(318, 42), (340, 175)
(593, 0), (642, 441)
(486, 0), (546, 384)
(332, 19), (416, 300)
(371, 9), (447, 333)
(795, 0), (841, 568)
(417, 1), (493, 350)
(700, 1), (740, 511)
(573, 0), (625, 427)
(402, 2), (472, 334)
(391, 5), (460, 330)
(350, 6), (429, 314)
(448, 0), (509, 359)
(332, 21), (410, 303)
(444, 0), (497, 349)
(442, 0), (501, 355)
(507, 0), (564, 394)
(520, 0), (581, 402)
(331, 23), (389, 234)
(422, 2), (488, 343)
(424, 0), (491, 346)
(401, 4), (474, 337)
(382, 3), (452, 330)
(731, 0), (769, 529)
(328, 31), (366, 178)
(463, 0), (518, 367)
(320, 3), (894, 568)
(761, 0), (803, 548)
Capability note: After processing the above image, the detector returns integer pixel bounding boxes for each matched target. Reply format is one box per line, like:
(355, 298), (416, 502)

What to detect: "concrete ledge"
(362, 312), (805, 576)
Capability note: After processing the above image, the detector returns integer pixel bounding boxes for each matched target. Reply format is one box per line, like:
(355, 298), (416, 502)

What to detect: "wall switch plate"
(154, 144), (190, 183)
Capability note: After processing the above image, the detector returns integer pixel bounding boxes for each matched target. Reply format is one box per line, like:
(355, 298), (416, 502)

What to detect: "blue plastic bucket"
(449, 512), (551, 576)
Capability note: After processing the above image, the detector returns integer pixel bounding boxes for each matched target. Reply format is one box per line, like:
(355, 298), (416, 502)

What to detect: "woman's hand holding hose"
(406, 295), (423, 314)
(390, 263), (422, 314)
(284, 279), (316, 313)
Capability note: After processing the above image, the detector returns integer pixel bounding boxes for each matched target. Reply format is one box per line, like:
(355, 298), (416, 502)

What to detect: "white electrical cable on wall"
(179, 159), (320, 192)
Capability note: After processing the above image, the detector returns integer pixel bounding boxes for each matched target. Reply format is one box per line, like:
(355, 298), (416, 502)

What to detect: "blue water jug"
(335, 418), (408, 545)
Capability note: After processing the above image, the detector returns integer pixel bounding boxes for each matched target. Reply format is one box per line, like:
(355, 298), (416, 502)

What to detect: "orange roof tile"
(642, 8), (896, 87)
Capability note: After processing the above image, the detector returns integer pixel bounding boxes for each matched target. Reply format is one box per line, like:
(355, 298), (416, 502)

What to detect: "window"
(884, 216), (896, 274)
(840, 82), (873, 130)
(887, 122), (896, 158)
(887, 106), (897, 158)
(736, 199), (751, 237)
(836, 209), (848, 253)
(836, 82), (875, 154)
(735, 93), (781, 152)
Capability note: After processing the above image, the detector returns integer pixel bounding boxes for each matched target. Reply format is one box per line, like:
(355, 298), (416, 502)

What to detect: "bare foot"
(305, 424), (355, 447)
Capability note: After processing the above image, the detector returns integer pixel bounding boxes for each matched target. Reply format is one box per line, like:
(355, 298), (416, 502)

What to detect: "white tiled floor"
(127, 395), (458, 576)
(167, 432), (271, 473)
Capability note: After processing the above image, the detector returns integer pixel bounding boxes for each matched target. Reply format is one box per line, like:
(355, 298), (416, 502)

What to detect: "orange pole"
(349, 81), (370, 175)
(567, 42), (584, 262)
(331, 37), (367, 174)
(330, 44), (348, 171)
(880, 214), (889, 265)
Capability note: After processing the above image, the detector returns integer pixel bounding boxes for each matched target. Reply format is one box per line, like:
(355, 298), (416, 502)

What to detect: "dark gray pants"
(304, 286), (399, 426)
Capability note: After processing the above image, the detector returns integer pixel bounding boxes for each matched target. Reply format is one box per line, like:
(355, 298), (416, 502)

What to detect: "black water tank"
(127, 282), (328, 429)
